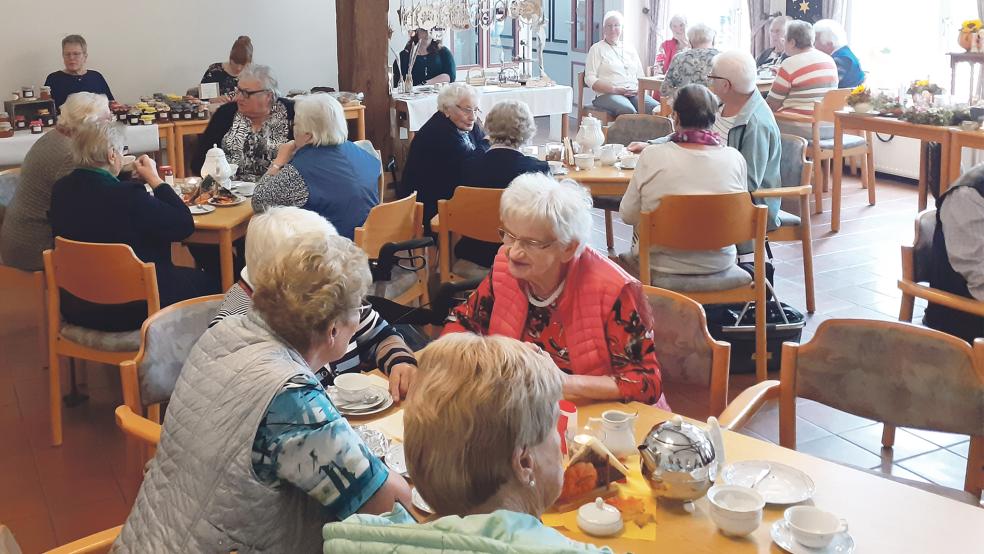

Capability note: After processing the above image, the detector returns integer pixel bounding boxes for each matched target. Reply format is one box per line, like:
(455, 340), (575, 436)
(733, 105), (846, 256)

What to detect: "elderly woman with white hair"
(191, 63), (294, 182)
(659, 23), (719, 102)
(585, 10), (657, 117)
(209, 207), (418, 402)
(457, 99), (549, 267)
(0, 92), (112, 270)
(324, 333), (612, 552)
(756, 15), (792, 69)
(813, 19), (864, 88)
(444, 174), (666, 406)
(400, 82), (489, 229)
(250, 93), (379, 239)
(48, 120), (215, 331)
(655, 14), (689, 74)
(115, 215), (412, 552)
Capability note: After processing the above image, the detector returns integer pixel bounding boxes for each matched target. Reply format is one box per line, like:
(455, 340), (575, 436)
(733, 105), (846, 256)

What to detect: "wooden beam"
(336, 0), (391, 157)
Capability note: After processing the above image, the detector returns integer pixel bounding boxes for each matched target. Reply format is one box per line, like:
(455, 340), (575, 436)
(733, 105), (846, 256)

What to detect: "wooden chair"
(43, 237), (160, 446)
(119, 294), (224, 424)
(719, 319), (984, 503)
(577, 71), (614, 128)
(43, 526), (122, 554)
(354, 192), (431, 306)
(753, 134), (816, 313)
(636, 192), (769, 381)
(773, 88), (875, 214)
(116, 404), (163, 470)
(434, 186), (503, 284)
(595, 115), (674, 253)
(643, 285), (731, 417)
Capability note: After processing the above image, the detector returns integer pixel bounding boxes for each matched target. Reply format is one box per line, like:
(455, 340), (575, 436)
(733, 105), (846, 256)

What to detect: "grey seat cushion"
(811, 134), (866, 151)
(451, 258), (491, 280)
(374, 266), (421, 300)
(592, 195), (622, 211)
(649, 265), (753, 292)
(61, 324), (141, 352)
(777, 209), (801, 227)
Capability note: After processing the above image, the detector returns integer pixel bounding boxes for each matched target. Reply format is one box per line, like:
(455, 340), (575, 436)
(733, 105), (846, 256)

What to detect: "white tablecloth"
(0, 124), (161, 167)
(395, 84), (573, 132)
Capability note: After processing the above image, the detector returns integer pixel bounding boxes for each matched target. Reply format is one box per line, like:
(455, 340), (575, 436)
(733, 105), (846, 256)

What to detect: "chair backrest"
(910, 208), (937, 283)
(641, 192), (767, 250)
(779, 134), (811, 188)
(784, 319), (984, 438)
(0, 168), (20, 230)
(814, 88), (853, 123)
(354, 192), (422, 259)
(43, 237), (160, 314)
(577, 71), (587, 113)
(605, 115), (674, 145)
(134, 294), (224, 407)
(439, 186), (504, 242)
(644, 285), (730, 414)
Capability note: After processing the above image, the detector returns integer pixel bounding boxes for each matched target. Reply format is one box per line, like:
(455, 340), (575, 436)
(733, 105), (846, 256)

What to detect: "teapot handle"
(707, 416), (726, 476)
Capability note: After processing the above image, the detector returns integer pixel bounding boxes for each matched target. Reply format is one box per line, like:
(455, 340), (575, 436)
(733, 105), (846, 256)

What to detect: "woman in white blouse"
(584, 11), (658, 117)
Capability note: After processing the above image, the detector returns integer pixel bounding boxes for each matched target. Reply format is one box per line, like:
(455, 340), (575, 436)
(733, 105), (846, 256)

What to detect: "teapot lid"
(581, 114), (601, 125)
(205, 144), (227, 159)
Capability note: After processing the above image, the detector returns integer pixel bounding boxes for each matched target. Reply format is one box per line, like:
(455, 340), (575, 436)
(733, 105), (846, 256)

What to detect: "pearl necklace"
(526, 279), (566, 308)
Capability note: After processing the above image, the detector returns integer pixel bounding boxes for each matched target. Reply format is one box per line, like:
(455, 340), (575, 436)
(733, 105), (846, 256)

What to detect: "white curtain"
(646, 0), (671, 67)
(979, 0), (984, 20)
(822, 0), (849, 26)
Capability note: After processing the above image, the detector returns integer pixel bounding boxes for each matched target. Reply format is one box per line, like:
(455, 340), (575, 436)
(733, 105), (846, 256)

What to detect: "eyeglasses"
(355, 302), (373, 318)
(498, 228), (556, 250)
(456, 104), (482, 115)
(707, 75), (732, 87)
(233, 87), (269, 99)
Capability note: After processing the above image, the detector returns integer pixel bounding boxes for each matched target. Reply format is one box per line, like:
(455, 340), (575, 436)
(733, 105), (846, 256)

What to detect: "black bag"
(705, 300), (805, 374)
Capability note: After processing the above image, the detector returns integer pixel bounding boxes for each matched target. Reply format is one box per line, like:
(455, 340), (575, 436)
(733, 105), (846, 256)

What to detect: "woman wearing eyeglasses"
(443, 174), (667, 406)
(44, 34), (115, 110)
(400, 82), (489, 231)
(191, 64), (294, 183)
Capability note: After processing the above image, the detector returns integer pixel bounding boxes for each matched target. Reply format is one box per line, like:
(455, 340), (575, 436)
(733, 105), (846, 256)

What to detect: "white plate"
(330, 385), (387, 410)
(411, 487), (433, 514)
(208, 194), (247, 207)
(771, 519), (855, 553)
(329, 385), (394, 416)
(188, 204), (216, 215)
(720, 461), (815, 504)
(385, 442), (408, 477)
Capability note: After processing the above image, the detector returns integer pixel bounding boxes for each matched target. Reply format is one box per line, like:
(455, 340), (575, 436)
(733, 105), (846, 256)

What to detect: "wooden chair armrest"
(772, 112), (814, 124)
(718, 380), (781, 431)
(897, 280), (984, 317)
(114, 405), (162, 447)
(44, 525), (123, 554)
(752, 185), (813, 199)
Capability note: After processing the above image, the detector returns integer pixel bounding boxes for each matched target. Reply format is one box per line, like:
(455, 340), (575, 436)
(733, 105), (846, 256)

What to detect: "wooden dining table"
(355, 387), (984, 553)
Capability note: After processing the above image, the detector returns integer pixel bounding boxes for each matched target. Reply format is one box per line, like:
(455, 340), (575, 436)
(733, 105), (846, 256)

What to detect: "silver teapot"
(638, 416), (725, 503)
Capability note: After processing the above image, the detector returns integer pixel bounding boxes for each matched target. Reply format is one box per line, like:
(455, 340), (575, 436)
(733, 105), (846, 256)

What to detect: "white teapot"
(200, 144), (234, 186)
(575, 115), (605, 156)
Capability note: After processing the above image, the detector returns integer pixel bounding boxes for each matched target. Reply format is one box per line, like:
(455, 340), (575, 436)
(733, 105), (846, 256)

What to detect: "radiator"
(871, 134), (920, 180)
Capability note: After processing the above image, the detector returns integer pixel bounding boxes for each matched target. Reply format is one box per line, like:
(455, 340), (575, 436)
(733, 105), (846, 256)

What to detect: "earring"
(528, 479), (536, 488)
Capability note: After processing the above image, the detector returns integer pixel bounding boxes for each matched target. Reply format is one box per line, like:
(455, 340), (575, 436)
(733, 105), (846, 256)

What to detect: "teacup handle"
(837, 518), (849, 533)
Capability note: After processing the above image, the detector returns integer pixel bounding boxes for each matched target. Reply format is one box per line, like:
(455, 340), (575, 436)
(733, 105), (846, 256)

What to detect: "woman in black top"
(201, 35), (253, 102)
(49, 122), (217, 331)
(458, 100), (549, 267)
(44, 34), (114, 109)
(393, 28), (456, 87)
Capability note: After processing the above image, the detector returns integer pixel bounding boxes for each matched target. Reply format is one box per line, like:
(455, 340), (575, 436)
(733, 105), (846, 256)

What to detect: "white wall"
(0, 0), (338, 104)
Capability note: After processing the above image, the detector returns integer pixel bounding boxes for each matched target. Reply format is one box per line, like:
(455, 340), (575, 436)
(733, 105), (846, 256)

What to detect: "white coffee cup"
(334, 373), (373, 403)
(547, 160), (564, 174)
(707, 485), (764, 537)
(619, 154), (639, 169)
(573, 153), (595, 170)
(784, 506), (848, 548)
(599, 143), (623, 166)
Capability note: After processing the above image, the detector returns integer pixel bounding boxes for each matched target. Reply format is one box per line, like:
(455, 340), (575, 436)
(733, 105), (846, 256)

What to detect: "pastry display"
(556, 435), (629, 504)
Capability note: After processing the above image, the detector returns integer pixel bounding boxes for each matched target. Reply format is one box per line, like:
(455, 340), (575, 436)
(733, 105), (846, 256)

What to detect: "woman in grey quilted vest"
(0, 92), (111, 270)
(114, 222), (411, 552)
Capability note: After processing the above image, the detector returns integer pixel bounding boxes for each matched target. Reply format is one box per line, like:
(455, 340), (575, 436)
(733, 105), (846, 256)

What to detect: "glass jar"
(160, 165), (175, 187)
(21, 86), (35, 99)
(30, 119), (43, 134)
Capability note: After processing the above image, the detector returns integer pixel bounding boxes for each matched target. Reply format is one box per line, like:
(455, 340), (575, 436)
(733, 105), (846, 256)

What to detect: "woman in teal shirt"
(393, 28), (457, 87)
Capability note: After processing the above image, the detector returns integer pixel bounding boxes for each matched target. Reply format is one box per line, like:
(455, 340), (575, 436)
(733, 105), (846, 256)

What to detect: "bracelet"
(269, 162), (283, 171)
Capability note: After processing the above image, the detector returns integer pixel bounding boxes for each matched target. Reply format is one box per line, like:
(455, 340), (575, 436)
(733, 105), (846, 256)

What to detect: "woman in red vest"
(443, 173), (667, 406)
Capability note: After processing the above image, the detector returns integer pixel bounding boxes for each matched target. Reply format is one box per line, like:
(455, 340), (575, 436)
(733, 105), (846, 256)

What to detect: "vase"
(852, 102), (873, 114)
(959, 30), (974, 51)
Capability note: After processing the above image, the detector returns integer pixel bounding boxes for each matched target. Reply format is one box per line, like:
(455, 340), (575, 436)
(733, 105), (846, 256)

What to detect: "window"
(664, 0), (750, 52)
(451, 28), (481, 67)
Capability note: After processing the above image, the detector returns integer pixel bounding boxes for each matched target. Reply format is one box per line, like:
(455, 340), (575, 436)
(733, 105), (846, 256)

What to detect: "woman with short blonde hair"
(251, 92), (381, 239)
(584, 10), (656, 116)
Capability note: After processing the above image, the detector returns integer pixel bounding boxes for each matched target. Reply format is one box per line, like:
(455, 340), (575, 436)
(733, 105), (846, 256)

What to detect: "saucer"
(328, 385), (394, 416)
(771, 519), (855, 553)
(188, 204), (216, 215)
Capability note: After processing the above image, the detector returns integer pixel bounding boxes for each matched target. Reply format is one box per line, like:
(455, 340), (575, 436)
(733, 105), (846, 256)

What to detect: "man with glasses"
(44, 34), (114, 110)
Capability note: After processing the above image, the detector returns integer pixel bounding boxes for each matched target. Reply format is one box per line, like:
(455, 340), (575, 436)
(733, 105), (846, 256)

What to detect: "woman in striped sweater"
(210, 206), (418, 401)
(765, 20), (839, 140)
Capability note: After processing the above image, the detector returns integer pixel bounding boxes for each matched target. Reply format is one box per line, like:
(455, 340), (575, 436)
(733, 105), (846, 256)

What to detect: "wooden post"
(336, 0), (391, 158)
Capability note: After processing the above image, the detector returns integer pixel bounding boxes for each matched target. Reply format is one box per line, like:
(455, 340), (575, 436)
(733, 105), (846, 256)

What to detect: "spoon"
(749, 464), (772, 489)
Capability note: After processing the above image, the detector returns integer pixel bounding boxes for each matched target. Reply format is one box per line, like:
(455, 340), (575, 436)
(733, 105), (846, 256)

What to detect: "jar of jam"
(0, 111), (8, 125)
(117, 111), (128, 122)
(21, 86), (35, 99)
(40, 86), (52, 100)
(160, 165), (175, 187)
(128, 112), (140, 125)
(30, 119), (43, 134)
(0, 122), (13, 138)
(182, 108), (193, 120)
(140, 114), (155, 126)
(196, 107), (208, 120)
(14, 115), (27, 129)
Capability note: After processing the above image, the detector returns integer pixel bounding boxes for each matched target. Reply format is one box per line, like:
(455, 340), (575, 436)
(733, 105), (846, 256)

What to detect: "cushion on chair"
(592, 195), (622, 211)
(777, 210), (801, 227)
(139, 298), (222, 406)
(811, 134), (867, 151)
(451, 259), (491, 281)
(912, 210), (937, 283)
(61, 324), (141, 352)
(649, 265), (753, 293)
(779, 135), (807, 187)
(373, 266), (420, 301)
(646, 293), (713, 386)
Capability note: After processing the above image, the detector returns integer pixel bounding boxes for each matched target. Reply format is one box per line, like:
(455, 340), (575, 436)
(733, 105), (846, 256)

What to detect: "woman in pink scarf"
(655, 14), (690, 74)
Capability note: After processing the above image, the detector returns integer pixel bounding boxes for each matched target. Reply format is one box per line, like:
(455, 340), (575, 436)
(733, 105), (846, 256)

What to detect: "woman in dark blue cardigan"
(50, 122), (217, 331)
(399, 83), (489, 232)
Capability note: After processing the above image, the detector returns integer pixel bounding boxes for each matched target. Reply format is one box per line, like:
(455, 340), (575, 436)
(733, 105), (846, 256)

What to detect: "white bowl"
(707, 485), (765, 537)
(576, 497), (623, 537)
(334, 373), (372, 403)
(619, 154), (639, 169)
(573, 153), (595, 170)
(784, 506), (848, 548)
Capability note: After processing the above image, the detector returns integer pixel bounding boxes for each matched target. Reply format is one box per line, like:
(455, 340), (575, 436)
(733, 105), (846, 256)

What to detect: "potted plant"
(846, 85), (873, 113)
(906, 80), (944, 106)
(900, 105), (954, 127)
(959, 19), (983, 51)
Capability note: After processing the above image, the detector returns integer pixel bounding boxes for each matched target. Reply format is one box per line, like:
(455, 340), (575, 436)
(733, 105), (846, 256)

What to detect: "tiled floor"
(0, 168), (974, 552)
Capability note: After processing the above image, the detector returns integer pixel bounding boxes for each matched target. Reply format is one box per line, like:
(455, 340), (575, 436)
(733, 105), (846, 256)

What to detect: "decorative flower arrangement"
(846, 85), (871, 107)
(900, 105), (953, 127)
(906, 80), (943, 96)
(871, 92), (904, 117)
(961, 19), (983, 33)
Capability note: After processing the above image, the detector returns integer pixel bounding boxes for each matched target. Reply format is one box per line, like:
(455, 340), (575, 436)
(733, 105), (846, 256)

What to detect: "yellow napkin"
(542, 458), (659, 542)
